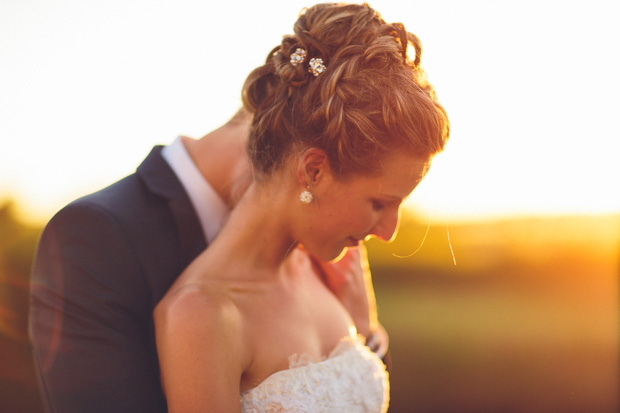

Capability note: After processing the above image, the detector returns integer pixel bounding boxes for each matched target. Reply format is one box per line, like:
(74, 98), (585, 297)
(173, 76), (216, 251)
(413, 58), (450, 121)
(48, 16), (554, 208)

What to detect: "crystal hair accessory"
(290, 48), (307, 66)
(308, 57), (326, 77)
(299, 190), (313, 204)
(290, 48), (327, 77)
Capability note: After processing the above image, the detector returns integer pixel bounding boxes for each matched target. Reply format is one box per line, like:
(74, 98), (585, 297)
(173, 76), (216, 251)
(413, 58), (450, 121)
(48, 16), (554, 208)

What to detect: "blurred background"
(1, 0), (618, 411)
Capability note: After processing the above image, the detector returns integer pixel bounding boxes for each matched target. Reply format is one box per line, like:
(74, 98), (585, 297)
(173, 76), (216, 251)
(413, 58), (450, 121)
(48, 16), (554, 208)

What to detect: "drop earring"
(299, 189), (313, 204)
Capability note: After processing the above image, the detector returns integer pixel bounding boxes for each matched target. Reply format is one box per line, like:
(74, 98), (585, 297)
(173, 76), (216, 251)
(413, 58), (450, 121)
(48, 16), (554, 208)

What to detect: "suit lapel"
(137, 146), (207, 269)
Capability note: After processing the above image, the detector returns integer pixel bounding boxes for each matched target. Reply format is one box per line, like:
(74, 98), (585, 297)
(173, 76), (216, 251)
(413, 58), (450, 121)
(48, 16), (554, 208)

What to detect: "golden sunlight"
(0, 2), (618, 412)
(1, 0), (618, 223)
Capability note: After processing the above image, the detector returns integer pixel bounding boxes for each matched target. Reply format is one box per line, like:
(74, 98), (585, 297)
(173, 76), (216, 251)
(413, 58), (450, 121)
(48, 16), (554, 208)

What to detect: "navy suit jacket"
(29, 146), (206, 412)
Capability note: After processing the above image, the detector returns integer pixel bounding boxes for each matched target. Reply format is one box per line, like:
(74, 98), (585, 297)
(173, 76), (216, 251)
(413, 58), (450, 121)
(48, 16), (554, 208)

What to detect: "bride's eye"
(371, 200), (385, 211)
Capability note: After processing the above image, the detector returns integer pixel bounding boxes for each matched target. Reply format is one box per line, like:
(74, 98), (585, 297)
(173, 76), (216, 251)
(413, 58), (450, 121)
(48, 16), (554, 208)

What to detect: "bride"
(154, 3), (449, 412)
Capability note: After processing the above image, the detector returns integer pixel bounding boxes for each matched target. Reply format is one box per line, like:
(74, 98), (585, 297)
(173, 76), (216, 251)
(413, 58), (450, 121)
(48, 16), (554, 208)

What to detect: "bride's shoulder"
(154, 281), (252, 364)
(154, 283), (251, 410)
(155, 282), (241, 332)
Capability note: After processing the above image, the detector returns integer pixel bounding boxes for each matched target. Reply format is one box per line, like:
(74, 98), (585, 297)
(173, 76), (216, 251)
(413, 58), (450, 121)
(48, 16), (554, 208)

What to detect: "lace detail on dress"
(240, 335), (389, 413)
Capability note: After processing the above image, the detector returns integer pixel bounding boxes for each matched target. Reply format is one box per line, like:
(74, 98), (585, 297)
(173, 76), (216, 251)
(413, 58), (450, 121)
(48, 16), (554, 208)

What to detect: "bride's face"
(300, 150), (430, 261)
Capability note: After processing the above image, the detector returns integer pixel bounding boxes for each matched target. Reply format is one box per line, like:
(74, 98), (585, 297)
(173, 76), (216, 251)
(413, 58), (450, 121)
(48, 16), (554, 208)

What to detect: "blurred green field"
(367, 212), (619, 412)
(1, 203), (618, 412)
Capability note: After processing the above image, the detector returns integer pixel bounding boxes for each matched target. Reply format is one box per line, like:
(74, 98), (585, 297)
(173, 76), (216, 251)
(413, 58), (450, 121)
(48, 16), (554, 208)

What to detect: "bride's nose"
(369, 207), (400, 242)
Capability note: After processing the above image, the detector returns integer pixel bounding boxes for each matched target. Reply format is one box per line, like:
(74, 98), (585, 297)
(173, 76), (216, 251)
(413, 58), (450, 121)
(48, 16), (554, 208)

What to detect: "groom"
(29, 109), (387, 412)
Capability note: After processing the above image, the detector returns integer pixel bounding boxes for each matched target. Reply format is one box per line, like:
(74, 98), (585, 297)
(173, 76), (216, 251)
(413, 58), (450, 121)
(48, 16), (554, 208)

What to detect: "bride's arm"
(154, 285), (244, 413)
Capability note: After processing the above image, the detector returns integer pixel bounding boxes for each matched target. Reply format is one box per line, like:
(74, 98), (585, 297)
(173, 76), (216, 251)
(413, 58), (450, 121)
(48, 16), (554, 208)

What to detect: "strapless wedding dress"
(240, 335), (389, 412)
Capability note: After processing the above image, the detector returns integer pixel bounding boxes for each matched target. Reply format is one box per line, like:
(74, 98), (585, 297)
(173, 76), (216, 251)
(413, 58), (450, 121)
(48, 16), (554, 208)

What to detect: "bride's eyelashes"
(371, 200), (386, 211)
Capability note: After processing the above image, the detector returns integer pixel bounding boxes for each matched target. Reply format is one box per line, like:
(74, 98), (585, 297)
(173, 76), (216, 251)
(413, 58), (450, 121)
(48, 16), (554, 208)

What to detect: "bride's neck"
(213, 178), (299, 274)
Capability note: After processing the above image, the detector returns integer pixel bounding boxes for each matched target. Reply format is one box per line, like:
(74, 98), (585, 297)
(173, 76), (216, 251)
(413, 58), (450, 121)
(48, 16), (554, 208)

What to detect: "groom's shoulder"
(49, 146), (172, 228)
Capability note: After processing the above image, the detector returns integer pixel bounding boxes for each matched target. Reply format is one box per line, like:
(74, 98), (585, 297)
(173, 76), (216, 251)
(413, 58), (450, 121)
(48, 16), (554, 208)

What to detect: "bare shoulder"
(155, 282), (246, 356)
(156, 283), (228, 324)
(154, 283), (248, 412)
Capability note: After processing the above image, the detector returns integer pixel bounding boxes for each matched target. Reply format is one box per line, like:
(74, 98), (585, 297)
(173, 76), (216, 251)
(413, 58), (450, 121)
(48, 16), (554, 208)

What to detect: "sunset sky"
(1, 0), (618, 223)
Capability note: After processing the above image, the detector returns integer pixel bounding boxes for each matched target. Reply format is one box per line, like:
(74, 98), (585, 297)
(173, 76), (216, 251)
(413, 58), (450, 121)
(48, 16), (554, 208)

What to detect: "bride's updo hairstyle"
(242, 2), (449, 179)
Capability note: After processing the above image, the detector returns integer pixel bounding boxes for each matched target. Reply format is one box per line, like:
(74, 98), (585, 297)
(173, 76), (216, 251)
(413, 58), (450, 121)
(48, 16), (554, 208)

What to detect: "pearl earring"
(299, 190), (313, 204)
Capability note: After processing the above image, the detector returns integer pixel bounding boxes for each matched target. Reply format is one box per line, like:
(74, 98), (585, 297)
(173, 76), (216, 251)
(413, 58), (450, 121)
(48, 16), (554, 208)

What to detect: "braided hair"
(242, 3), (449, 178)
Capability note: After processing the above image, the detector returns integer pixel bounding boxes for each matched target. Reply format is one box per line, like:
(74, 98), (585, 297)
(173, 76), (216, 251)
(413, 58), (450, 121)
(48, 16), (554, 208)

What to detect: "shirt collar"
(161, 136), (230, 244)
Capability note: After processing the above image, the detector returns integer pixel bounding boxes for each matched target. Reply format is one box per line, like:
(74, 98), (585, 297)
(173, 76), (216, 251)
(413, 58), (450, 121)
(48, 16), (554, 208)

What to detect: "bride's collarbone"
(237, 270), (349, 326)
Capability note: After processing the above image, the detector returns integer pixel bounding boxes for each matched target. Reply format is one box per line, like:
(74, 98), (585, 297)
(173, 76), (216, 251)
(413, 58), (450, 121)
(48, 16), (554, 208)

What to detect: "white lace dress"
(240, 335), (389, 412)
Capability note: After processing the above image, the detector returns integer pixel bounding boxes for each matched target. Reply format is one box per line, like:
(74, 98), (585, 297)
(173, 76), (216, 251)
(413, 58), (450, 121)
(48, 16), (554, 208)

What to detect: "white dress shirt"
(161, 137), (230, 244)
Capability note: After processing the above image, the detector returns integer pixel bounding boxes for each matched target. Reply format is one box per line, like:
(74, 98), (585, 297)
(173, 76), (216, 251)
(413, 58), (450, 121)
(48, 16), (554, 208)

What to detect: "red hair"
(242, 3), (449, 177)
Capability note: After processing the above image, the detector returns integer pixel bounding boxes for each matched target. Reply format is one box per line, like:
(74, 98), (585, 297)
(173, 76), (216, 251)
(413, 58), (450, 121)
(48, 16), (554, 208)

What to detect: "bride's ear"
(296, 148), (330, 188)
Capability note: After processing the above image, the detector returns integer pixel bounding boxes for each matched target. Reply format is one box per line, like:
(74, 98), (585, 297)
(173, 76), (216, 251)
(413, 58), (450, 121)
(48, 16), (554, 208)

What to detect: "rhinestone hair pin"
(290, 48), (326, 77)
(290, 48), (307, 66)
(308, 57), (326, 77)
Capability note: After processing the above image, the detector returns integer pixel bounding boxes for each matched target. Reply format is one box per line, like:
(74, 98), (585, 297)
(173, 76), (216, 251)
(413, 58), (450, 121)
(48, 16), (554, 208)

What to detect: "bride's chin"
(329, 247), (349, 263)
(308, 247), (345, 263)
(302, 241), (351, 263)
